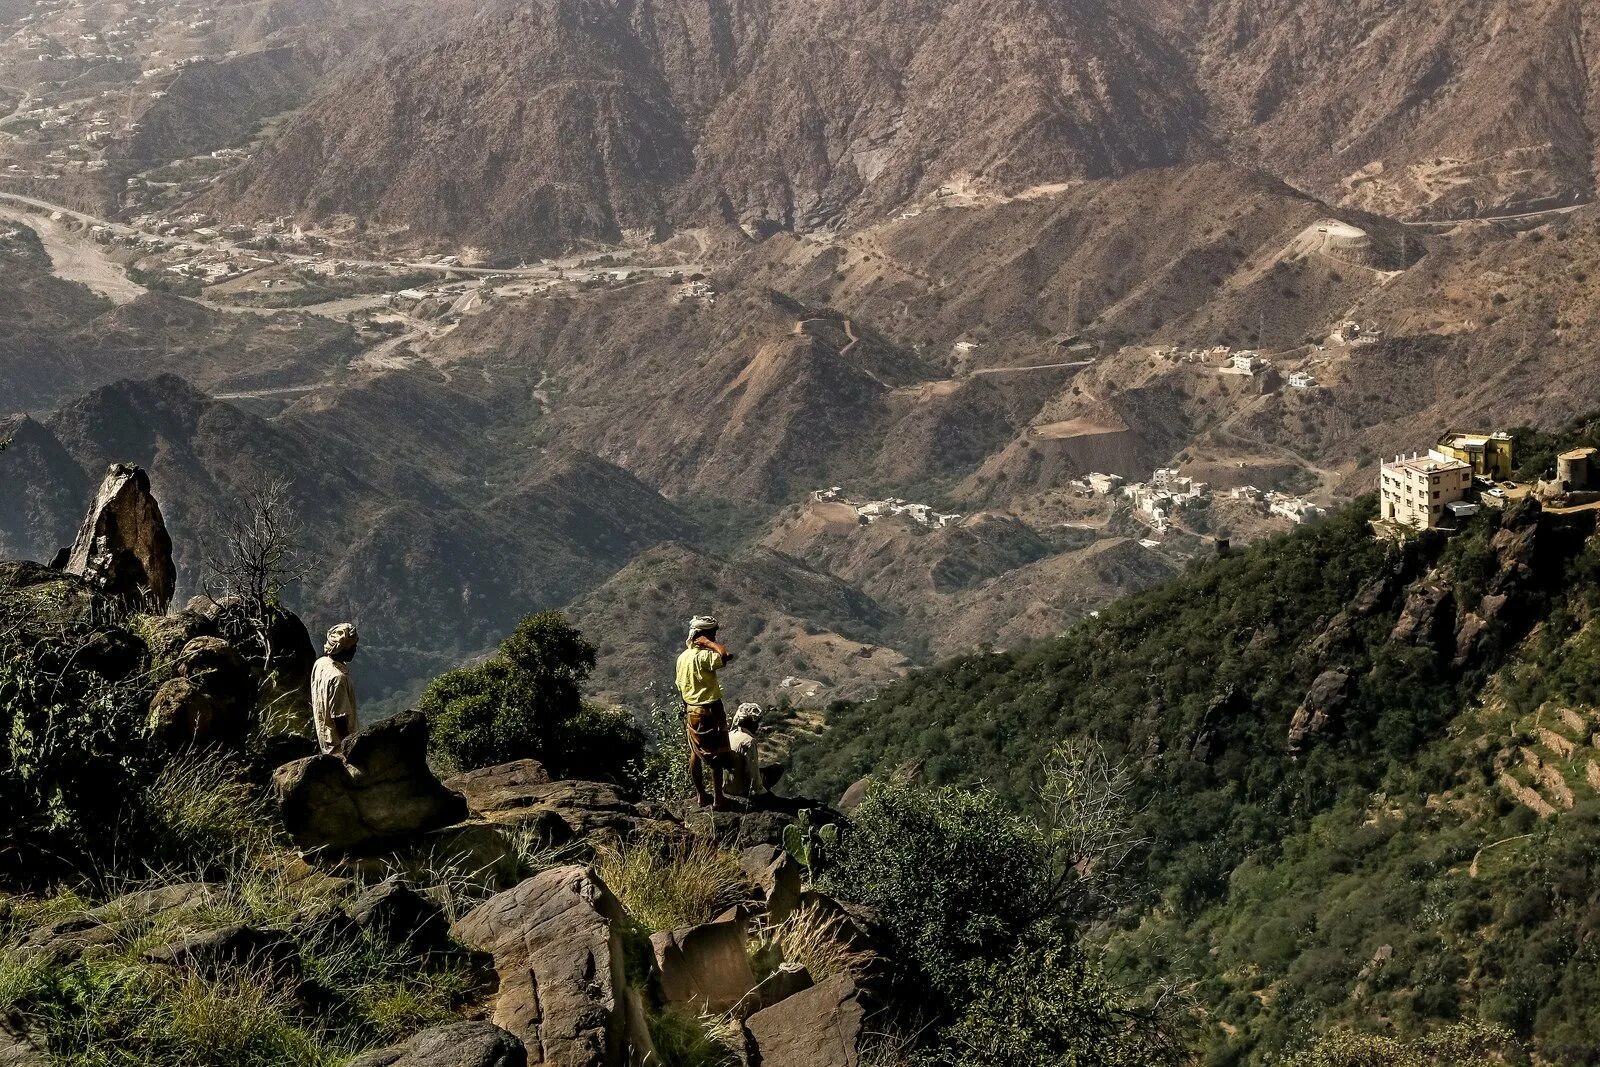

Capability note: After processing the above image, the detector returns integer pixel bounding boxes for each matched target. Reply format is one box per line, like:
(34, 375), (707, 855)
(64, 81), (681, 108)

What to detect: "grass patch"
(646, 1007), (742, 1067)
(595, 834), (748, 933)
(754, 904), (868, 983)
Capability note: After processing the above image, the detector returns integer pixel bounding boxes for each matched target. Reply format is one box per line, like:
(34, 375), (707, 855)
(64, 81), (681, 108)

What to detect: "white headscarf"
(687, 614), (719, 647)
(324, 622), (359, 657)
(732, 703), (763, 731)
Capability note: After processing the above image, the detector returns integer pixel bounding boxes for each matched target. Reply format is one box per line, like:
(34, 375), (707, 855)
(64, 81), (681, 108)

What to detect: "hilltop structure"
(1436, 430), (1515, 480)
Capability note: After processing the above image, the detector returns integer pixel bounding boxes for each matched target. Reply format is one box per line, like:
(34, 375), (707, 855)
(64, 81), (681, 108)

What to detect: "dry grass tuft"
(757, 904), (868, 983)
(595, 833), (749, 933)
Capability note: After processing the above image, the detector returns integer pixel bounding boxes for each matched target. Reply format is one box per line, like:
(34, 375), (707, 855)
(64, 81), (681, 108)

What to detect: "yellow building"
(1380, 452), (1474, 530)
(1435, 430), (1514, 481)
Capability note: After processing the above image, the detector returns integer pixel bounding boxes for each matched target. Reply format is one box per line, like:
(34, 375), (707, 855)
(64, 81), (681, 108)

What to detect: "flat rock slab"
(651, 919), (758, 1014)
(745, 974), (867, 1067)
(348, 1020), (526, 1067)
(445, 760), (553, 816)
(450, 865), (656, 1066)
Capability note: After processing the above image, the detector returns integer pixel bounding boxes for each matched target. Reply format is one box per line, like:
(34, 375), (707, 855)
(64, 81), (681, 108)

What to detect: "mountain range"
(205, 0), (1600, 252)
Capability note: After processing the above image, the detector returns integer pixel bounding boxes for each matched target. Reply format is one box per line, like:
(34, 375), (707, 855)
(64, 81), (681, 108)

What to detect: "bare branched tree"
(1034, 737), (1145, 922)
(202, 479), (309, 658)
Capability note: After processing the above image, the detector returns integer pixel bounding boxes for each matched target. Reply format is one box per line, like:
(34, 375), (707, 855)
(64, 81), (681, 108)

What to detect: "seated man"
(725, 703), (784, 800)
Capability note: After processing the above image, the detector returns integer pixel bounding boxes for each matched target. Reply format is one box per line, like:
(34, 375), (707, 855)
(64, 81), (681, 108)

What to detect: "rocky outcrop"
(1288, 669), (1353, 755)
(651, 919), (758, 1014)
(744, 974), (868, 1067)
(740, 844), (802, 923)
(1388, 583), (1454, 651)
(0, 1012), (48, 1067)
(14, 882), (219, 965)
(445, 760), (553, 817)
(274, 711), (468, 854)
(348, 1021), (527, 1067)
(64, 464), (175, 611)
(441, 769), (673, 849)
(147, 636), (257, 746)
(141, 923), (300, 980)
(450, 866), (657, 1066)
(349, 876), (451, 954)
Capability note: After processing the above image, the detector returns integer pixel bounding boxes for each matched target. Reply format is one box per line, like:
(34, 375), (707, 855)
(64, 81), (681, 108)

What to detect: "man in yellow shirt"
(676, 614), (736, 809)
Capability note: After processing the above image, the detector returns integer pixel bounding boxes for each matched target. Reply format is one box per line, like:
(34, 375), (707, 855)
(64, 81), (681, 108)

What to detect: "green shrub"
(0, 616), (157, 880)
(931, 923), (1174, 1067)
(638, 693), (695, 804)
(1283, 1021), (1517, 1066)
(819, 779), (1048, 1004)
(421, 612), (641, 777)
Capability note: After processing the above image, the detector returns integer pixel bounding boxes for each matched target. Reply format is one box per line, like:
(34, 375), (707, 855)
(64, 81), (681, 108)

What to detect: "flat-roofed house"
(1380, 453), (1474, 530)
(1435, 430), (1514, 481)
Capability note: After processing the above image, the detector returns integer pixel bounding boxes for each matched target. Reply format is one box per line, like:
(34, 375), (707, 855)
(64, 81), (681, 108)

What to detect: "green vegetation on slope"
(789, 468), (1600, 1062)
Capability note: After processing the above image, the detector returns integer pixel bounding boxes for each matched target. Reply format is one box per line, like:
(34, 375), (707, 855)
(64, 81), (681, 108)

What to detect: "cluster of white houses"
(1073, 468), (1327, 533)
(810, 487), (962, 529)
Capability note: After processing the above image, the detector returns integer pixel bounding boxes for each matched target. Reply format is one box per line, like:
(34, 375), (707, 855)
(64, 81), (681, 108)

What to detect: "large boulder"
(744, 974), (868, 1067)
(258, 607), (317, 734)
(450, 865), (656, 1066)
(1287, 669), (1354, 755)
(147, 636), (257, 746)
(64, 463), (175, 612)
(651, 919), (758, 1014)
(133, 610), (220, 671)
(273, 711), (468, 854)
(348, 1021), (527, 1067)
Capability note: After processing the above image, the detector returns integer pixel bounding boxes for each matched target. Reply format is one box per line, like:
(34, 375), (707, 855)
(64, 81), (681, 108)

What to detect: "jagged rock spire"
(65, 463), (176, 612)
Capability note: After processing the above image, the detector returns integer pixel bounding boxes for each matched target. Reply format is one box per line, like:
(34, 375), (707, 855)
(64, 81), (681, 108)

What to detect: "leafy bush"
(820, 778), (1047, 1004)
(422, 612), (641, 777)
(1, 611), (157, 880)
(638, 692), (696, 804)
(931, 923), (1175, 1067)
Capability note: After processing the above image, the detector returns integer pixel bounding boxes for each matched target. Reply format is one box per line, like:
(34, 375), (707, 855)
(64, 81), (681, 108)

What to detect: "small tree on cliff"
(202, 479), (307, 650)
(421, 611), (640, 778)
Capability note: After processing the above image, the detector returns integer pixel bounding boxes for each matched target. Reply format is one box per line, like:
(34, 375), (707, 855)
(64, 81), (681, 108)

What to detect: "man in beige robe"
(311, 622), (360, 754)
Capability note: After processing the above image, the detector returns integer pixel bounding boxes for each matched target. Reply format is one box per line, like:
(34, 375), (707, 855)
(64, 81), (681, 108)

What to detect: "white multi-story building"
(1380, 452), (1473, 530)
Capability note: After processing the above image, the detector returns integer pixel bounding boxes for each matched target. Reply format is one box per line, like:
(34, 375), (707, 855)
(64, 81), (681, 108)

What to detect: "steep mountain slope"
(788, 484), (1600, 1062)
(207, 0), (1207, 251)
(1190, 0), (1600, 220)
(203, 0), (1599, 251)
(113, 46), (320, 167)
